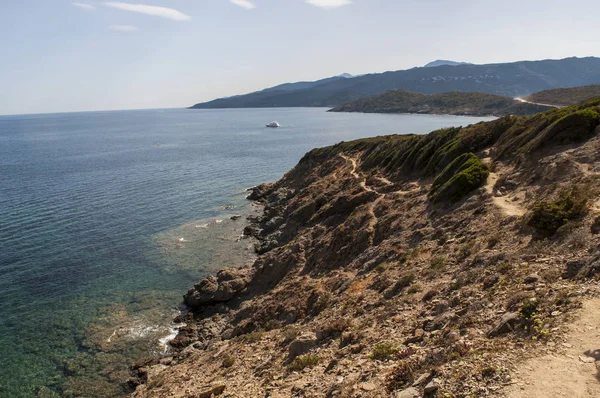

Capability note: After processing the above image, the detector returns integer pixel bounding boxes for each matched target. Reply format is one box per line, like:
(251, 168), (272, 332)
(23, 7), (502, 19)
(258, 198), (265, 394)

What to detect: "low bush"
(520, 298), (540, 320)
(316, 318), (351, 340)
(370, 342), (399, 361)
(281, 326), (299, 343)
(221, 354), (235, 368)
(385, 358), (420, 392)
(429, 153), (489, 203)
(526, 187), (589, 236)
(288, 354), (320, 371)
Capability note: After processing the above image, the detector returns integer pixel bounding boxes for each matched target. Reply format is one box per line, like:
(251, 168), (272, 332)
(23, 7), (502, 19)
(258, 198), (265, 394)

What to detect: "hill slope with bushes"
(329, 90), (552, 116)
(525, 85), (600, 107)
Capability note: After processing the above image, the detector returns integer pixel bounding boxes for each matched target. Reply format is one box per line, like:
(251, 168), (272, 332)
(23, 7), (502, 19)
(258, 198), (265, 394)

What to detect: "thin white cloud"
(103, 2), (191, 21)
(230, 0), (256, 9)
(109, 25), (139, 32)
(306, 0), (351, 8)
(72, 2), (97, 11)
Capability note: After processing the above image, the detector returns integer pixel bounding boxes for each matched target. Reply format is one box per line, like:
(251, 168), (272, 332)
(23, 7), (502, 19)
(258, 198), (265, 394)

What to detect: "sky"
(1, 0), (599, 115)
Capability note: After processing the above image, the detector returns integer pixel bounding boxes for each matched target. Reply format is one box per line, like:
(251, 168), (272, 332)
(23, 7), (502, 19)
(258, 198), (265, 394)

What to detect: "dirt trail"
(484, 172), (526, 217)
(515, 97), (560, 108)
(503, 298), (600, 398)
(340, 154), (383, 243)
(340, 154), (374, 193)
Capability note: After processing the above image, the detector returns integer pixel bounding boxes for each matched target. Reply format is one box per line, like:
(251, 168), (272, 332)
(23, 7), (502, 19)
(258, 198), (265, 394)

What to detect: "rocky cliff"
(132, 100), (600, 398)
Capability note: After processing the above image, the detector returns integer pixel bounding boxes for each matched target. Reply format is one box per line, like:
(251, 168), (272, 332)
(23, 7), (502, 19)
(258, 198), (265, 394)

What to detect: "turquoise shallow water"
(0, 108), (494, 396)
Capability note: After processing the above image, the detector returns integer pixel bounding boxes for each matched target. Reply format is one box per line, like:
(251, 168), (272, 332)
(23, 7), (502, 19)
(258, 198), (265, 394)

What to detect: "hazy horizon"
(2, 0), (600, 115)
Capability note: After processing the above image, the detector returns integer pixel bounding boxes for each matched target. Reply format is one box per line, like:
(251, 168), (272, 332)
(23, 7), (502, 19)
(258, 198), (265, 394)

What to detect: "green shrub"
(525, 108), (600, 152)
(481, 366), (497, 379)
(430, 256), (447, 271)
(527, 188), (588, 236)
(429, 153), (489, 203)
(288, 354), (320, 371)
(520, 298), (539, 320)
(316, 318), (351, 340)
(370, 342), (399, 361)
(281, 326), (299, 343)
(222, 354), (235, 368)
(407, 282), (423, 294)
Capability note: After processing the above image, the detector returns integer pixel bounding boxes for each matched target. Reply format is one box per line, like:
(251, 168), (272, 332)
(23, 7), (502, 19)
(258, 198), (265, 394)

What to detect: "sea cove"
(0, 108), (494, 397)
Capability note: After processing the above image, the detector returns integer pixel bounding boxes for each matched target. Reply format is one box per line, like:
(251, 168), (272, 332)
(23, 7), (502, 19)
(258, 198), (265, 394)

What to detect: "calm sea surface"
(0, 108), (494, 396)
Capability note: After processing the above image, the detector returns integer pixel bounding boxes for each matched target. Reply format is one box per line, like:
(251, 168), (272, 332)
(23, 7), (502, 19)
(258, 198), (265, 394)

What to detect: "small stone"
(396, 387), (421, 398)
(551, 311), (562, 317)
(412, 372), (431, 387)
(405, 328), (425, 344)
(197, 384), (226, 398)
(424, 378), (439, 394)
(360, 382), (376, 391)
(288, 335), (317, 359)
(446, 330), (460, 343)
(562, 343), (573, 348)
(591, 216), (600, 234)
(488, 312), (519, 337)
(524, 274), (539, 284)
(579, 355), (595, 363)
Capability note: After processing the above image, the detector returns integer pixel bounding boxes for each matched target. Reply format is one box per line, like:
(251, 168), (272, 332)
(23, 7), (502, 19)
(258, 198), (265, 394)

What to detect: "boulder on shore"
(184, 268), (252, 308)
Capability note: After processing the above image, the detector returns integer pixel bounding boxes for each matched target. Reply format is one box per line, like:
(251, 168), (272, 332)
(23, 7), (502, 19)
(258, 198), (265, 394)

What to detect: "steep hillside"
(329, 90), (553, 116)
(133, 101), (600, 398)
(525, 85), (600, 107)
(189, 57), (600, 109)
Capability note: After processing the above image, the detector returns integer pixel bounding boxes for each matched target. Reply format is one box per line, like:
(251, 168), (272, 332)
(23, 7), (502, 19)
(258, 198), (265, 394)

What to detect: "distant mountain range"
(189, 57), (600, 109)
(329, 90), (552, 117)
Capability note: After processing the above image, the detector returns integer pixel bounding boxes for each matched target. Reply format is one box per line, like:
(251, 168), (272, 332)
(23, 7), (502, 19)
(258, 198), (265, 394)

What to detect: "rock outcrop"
(184, 268), (252, 307)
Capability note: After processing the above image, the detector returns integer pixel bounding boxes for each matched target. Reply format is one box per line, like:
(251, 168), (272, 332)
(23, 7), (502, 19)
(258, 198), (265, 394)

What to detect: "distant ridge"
(524, 85), (600, 107)
(329, 90), (552, 116)
(189, 56), (600, 109)
(423, 59), (471, 68)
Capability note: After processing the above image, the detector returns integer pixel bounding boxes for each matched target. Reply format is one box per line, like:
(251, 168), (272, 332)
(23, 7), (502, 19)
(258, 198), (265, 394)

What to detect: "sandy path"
(503, 299), (600, 398)
(484, 172), (526, 217)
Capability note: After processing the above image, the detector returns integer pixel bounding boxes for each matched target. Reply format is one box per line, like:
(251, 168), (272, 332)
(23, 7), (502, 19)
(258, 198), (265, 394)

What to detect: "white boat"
(266, 121), (280, 128)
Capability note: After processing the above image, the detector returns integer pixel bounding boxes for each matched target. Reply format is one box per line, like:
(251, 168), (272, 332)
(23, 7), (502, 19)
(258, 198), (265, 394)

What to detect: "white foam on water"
(158, 323), (186, 353)
(126, 324), (161, 339)
(195, 224), (209, 229)
(106, 329), (117, 343)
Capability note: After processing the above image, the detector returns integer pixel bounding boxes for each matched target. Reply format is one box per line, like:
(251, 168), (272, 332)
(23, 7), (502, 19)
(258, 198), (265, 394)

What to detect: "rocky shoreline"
(130, 100), (600, 397)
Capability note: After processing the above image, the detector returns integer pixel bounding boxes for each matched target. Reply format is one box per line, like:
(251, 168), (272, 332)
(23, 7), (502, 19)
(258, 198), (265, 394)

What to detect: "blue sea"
(0, 108), (494, 397)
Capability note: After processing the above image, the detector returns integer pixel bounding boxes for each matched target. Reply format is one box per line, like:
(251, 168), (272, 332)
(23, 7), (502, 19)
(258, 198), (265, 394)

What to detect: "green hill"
(525, 85), (600, 107)
(329, 90), (552, 116)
